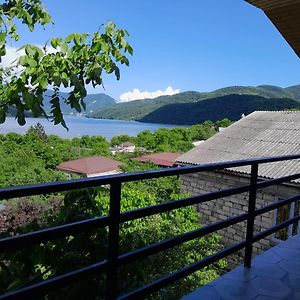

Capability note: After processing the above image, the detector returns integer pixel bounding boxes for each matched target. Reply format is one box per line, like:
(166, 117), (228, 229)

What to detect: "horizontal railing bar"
(119, 240), (247, 300)
(118, 213), (248, 266)
(256, 173), (300, 189)
(0, 215), (110, 253)
(3, 175), (299, 254)
(253, 214), (300, 244)
(255, 194), (300, 217)
(120, 185), (251, 223)
(120, 172), (300, 224)
(0, 260), (108, 300)
(1, 154), (300, 200)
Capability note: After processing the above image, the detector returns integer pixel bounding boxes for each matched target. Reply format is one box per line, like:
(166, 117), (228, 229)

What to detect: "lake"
(0, 116), (180, 140)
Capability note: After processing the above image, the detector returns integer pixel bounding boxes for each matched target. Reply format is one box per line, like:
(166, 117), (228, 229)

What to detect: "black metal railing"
(1, 154), (300, 299)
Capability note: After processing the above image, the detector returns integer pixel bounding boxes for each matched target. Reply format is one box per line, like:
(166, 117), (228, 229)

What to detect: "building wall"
(87, 170), (122, 177)
(180, 170), (300, 256)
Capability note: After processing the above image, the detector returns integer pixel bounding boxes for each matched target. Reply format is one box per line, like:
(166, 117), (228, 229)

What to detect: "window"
(273, 199), (300, 241)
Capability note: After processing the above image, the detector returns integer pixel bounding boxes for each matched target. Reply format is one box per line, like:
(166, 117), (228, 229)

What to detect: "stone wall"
(180, 170), (300, 256)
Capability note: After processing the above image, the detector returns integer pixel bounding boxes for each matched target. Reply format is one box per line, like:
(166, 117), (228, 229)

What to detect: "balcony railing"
(1, 154), (300, 299)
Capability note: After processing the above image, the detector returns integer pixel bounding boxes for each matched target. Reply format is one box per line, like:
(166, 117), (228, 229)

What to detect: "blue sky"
(11, 0), (300, 101)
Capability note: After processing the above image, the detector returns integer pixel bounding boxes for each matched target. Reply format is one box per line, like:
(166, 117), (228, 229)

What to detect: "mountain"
(89, 84), (300, 122)
(140, 95), (300, 125)
(90, 91), (205, 120)
(285, 84), (300, 100)
(42, 90), (116, 115)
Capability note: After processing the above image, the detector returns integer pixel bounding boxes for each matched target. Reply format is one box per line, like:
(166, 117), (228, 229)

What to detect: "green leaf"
(50, 38), (62, 48)
(17, 110), (26, 126)
(0, 32), (6, 45)
(50, 95), (68, 130)
(0, 107), (7, 123)
(22, 90), (34, 107)
(74, 34), (81, 46)
(60, 43), (68, 53)
(114, 67), (120, 80)
(65, 33), (75, 43)
(18, 56), (27, 66)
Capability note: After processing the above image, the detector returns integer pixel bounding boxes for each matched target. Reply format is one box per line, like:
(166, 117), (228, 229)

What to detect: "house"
(109, 142), (136, 155)
(133, 152), (182, 167)
(109, 146), (120, 156)
(56, 156), (123, 178)
(118, 142), (136, 153)
(177, 111), (300, 254)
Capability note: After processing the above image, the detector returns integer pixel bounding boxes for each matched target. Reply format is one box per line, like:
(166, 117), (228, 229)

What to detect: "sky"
(5, 0), (300, 101)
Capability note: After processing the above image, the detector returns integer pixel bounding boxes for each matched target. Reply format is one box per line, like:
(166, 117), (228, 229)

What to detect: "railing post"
(244, 163), (258, 268)
(106, 182), (121, 300)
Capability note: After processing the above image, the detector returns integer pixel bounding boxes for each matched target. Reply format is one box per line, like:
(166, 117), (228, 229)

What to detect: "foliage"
(26, 122), (48, 142)
(0, 163), (226, 299)
(140, 95), (300, 125)
(216, 118), (232, 128)
(0, 129), (110, 187)
(0, 0), (132, 128)
(0, 132), (65, 186)
(110, 134), (136, 146)
(135, 122), (216, 152)
(0, 119), (217, 187)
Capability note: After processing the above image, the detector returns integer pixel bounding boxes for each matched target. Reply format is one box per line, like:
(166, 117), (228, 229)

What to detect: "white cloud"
(2, 45), (56, 69)
(119, 86), (180, 102)
(1, 46), (25, 69)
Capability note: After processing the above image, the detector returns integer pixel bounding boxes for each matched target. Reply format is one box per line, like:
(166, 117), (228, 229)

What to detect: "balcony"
(0, 154), (300, 299)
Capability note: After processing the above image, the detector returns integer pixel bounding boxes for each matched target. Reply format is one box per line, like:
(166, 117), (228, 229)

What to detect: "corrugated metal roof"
(246, 0), (300, 57)
(56, 156), (123, 175)
(247, 0), (298, 10)
(133, 152), (182, 167)
(176, 111), (300, 182)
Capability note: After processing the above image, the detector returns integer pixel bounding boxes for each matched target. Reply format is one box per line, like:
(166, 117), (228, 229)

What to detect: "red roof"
(56, 156), (123, 175)
(133, 152), (181, 167)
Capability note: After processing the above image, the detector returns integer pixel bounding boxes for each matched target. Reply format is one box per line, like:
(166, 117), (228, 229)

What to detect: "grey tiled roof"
(176, 111), (300, 182)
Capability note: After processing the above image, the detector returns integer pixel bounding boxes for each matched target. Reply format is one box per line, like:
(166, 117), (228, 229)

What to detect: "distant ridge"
(7, 90), (116, 119)
(88, 84), (300, 124)
(140, 94), (300, 125)
(43, 90), (116, 115)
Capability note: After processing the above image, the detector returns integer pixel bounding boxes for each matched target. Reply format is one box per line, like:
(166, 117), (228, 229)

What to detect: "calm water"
(0, 116), (180, 140)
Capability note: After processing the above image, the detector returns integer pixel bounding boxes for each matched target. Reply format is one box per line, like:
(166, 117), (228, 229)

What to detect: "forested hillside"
(89, 84), (300, 122)
(140, 95), (300, 125)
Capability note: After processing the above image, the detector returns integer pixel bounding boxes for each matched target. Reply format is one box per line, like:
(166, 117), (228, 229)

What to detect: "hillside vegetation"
(88, 85), (300, 124)
(88, 84), (300, 123)
(140, 95), (300, 125)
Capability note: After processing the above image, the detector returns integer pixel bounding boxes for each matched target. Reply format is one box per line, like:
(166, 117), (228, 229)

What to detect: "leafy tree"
(189, 122), (216, 141)
(110, 134), (136, 146)
(136, 129), (156, 149)
(0, 0), (133, 128)
(26, 122), (48, 142)
(135, 122), (217, 153)
(216, 118), (232, 128)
